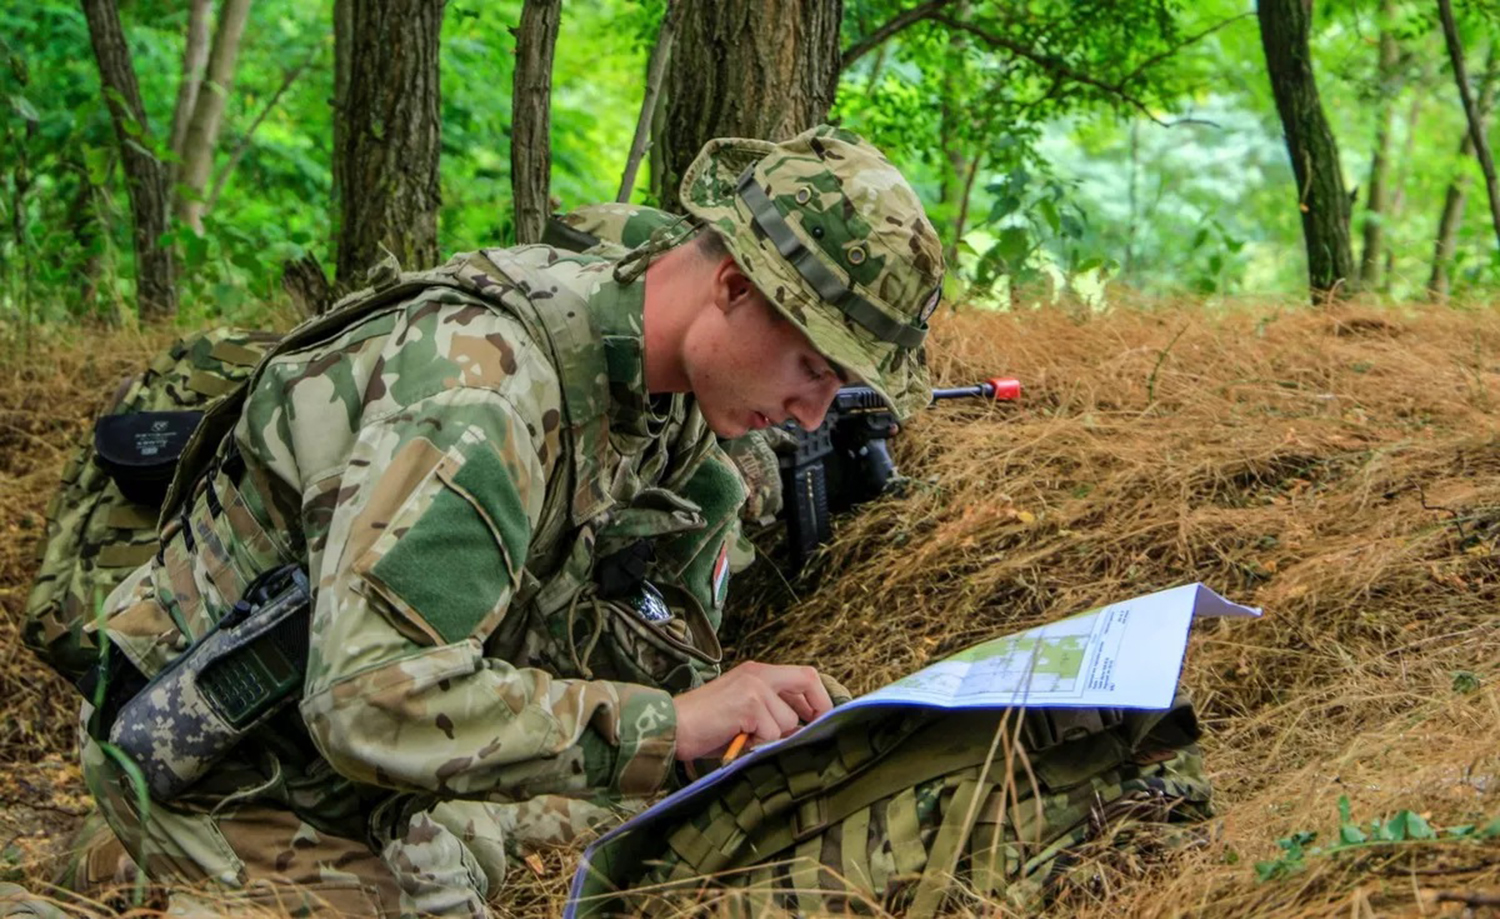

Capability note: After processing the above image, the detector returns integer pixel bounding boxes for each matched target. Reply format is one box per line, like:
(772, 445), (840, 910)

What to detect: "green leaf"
(987, 194), (1022, 223)
(1037, 198), (1061, 235)
(8, 92), (37, 123)
(993, 226), (1031, 269)
(1394, 811), (1437, 841)
(84, 146), (112, 184)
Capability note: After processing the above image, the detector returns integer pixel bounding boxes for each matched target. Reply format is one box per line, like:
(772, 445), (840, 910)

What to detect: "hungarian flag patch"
(711, 540), (731, 610)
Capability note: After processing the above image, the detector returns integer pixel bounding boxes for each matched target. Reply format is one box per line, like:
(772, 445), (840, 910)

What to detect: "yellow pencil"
(721, 731), (750, 765)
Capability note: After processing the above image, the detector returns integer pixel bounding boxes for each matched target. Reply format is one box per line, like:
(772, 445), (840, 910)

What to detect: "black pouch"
(92, 410), (203, 505)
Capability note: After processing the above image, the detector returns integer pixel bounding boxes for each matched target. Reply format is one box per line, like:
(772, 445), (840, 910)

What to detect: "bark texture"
(1438, 0), (1500, 254)
(333, 0), (444, 286)
(1357, 0), (1399, 288)
(1430, 45), (1498, 298)
(510, 0), (561, 244)
(653, 0), (843, 213)
(618, 0), (680, 203)
(81, 0), (177, 318)
(176, 0), (253, 233)
(1257, 0), (1356, 302)
(167, 0), (212, 163)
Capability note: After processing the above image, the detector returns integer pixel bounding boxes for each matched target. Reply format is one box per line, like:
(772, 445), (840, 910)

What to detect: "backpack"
(574, 700), (1213, 918)
(24, 328), (279, 685)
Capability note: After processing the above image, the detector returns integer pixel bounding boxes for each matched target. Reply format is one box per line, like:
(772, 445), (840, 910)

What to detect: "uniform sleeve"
(296, 315), (676, 801)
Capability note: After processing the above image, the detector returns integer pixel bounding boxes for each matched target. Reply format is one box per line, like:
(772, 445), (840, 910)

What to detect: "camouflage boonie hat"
(681, 124), (944, 419)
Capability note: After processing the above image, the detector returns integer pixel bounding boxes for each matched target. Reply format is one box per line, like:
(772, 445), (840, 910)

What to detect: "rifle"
(779, 377), (1021, 572)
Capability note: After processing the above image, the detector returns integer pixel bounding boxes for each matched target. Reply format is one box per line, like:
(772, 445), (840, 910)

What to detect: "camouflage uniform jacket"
(96, 246), (745, 839)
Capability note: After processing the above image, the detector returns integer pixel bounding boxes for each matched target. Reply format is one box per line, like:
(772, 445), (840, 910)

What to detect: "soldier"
(58, 125), (944, 917)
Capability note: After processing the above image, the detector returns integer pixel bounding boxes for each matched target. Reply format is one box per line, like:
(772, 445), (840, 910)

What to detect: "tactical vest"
(93, 250), (741, 815)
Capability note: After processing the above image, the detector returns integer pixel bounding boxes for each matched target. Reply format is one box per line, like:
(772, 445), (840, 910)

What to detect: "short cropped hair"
(694, 227), (731, 263)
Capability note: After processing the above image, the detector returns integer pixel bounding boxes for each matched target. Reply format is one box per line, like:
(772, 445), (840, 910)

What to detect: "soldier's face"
(682, 270), (845, 439)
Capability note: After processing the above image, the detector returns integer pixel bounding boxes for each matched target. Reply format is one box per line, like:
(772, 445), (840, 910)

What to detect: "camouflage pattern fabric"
(72, 246), (745, 915)
(61, 125), (957, 915)
(549, 201), (790, 536)
(681, 124), (946, 420)
(24, 328), (277, 684)
(73, 729), (652, 918)
(549, 202), (684, 259)
(583, 703), (1214, 919)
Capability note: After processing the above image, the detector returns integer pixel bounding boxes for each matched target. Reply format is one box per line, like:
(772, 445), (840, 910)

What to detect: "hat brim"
(680, 138), (931, 420)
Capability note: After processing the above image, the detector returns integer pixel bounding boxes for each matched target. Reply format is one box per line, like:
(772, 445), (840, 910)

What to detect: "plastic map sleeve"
(565, 582), (1260, 918)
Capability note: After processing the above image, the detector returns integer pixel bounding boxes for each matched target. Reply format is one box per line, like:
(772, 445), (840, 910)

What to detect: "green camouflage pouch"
(24, 328), (279, 685)
(564, 579), (724, 694)
(581, 698), (1213, 918)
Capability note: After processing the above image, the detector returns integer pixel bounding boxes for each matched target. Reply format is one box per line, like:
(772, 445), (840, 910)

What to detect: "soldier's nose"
(787, 394), (832, 432)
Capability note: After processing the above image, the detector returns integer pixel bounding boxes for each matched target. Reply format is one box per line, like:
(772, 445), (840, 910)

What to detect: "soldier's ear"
(712, 256), (756, 315)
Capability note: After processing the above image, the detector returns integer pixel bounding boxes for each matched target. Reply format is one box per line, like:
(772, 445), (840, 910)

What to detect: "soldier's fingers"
(749, 663), (825, 697)
(745, 695), (796, 745)
(780, 677), (840, 719)
(779, 690), (819, 723)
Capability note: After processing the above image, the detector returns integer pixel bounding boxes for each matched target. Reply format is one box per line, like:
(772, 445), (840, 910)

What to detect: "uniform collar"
(587, 274), (679, 436)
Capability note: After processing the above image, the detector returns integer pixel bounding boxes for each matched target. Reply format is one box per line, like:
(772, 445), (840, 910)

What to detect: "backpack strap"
(162, 251), (619, 541)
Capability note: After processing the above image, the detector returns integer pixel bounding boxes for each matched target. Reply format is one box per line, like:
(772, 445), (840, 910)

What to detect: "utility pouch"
(92, 410), (203, 505)
(109, 564), (311, 800)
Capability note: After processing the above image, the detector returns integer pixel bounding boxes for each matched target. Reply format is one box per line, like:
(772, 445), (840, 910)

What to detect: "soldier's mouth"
(750, 411), (772, 431)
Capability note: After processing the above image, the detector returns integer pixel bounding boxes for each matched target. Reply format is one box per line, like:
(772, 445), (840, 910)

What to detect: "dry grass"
(4, 298), (1500, 917)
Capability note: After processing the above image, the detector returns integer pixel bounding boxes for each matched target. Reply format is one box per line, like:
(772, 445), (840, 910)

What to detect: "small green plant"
(1452, 670), (1482, 694)
(1254, 796), (1500, 883)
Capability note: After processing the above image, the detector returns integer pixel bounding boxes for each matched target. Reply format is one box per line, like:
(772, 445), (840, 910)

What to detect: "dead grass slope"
(2, 301), (1499, 917)
(730, 303), (1500, 917)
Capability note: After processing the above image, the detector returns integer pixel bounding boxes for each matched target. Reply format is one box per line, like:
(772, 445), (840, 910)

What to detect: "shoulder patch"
(364, 446), (531, 646)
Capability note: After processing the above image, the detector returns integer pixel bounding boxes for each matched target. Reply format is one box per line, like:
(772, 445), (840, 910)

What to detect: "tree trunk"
(176, 0), (253, 233)
(333, 0), (444, 286)
(618, 0), (680, 203)
(1383, 89), (1424, 287)
(647, 58), (670, 205)
(1430, 44), (1498, 298)
(68, 165), (105, 311)
(167, 0), (212, 165)
(1438, 0), (1500, 254)
(1257, 0), (1357, 302)
(653, 0), (842, 213)
(938, 6), (967, 263)
(510, 0), (561, 244)
(1357, 0), (1400, 288)
(81, 0), (177, 319)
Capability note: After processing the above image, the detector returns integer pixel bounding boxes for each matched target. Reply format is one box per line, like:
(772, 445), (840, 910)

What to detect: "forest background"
(3, 0), (1499, 334)
(3, 2), (1500, 915)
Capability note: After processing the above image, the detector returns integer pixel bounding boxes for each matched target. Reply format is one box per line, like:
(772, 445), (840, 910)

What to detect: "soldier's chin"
(701, 406), (749, 439)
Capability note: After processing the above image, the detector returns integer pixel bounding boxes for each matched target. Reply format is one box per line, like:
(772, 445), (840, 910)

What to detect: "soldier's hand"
(672, 661), (834, 761)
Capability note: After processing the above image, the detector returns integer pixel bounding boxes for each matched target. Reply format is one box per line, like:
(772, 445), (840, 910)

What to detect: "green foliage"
(1254, 796), (1500, 883)
(971, 167), (1097, 293)
(3, 0), (1499, 328)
